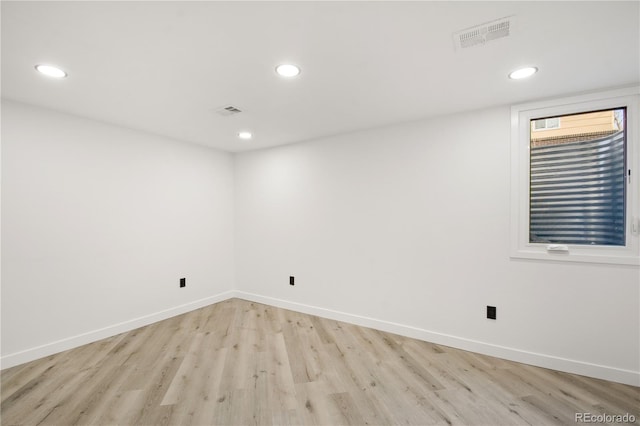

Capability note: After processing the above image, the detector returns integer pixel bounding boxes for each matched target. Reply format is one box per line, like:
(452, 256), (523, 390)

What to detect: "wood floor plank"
(294, 381), (336, 425)
(321, 342), (395, 425)
(92, 389), (144, 426)
(329, 391), (367, 426)
(2, 298), (639, 425)
(160, 332), (205, 406)
(262, 330), (298, 414)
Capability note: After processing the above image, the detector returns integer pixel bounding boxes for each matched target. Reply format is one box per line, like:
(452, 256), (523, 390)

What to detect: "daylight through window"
(529, 109), (626, 246)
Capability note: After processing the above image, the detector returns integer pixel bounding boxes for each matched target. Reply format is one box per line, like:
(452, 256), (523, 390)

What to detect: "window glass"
(529, 108), (626, 246)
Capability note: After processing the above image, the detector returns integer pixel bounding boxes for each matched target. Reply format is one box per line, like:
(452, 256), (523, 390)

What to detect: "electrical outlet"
(289, 276), (295, 286)
(180, 278), (186, 288)
(487, 306), (496, 320)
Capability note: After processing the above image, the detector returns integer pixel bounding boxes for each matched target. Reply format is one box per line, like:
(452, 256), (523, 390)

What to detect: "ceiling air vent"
(453, 16), (514, 50)
(215, 105), (243, 116)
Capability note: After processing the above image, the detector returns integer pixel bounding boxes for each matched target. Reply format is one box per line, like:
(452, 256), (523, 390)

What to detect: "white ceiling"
(2, 1), (639, 152)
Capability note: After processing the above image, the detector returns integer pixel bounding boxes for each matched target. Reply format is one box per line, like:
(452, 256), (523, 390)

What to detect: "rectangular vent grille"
(215, 105), (243, 116)
(453, 16), (514, 50)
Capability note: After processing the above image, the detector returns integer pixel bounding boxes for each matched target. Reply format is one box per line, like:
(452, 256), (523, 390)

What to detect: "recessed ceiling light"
(238, 131), (253, 140)
(276, 64), (301, 77)
(509, 66), (538, 80)
(35, 64), (67, 78)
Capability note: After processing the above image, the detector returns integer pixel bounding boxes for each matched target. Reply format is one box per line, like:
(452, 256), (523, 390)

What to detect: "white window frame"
(510, 86), (640, 265)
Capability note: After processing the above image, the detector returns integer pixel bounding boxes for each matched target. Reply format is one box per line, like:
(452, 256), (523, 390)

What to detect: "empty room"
(1, 1), (639, 425)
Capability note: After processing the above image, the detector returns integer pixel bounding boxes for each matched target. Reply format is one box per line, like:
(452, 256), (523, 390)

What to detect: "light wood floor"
(2, 298), (639, 426)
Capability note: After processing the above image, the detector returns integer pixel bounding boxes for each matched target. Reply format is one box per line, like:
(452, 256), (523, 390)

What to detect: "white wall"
(235, 106), (640, 385)
(2, 99), (638, 386)
(1, 100), (235, 367)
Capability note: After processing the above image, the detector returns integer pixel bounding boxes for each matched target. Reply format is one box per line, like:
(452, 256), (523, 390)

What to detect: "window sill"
(510, 247), (640, 266)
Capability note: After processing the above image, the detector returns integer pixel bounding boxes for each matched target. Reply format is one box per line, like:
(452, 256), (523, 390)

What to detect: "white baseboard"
(235, 291), (640, 387)
(4, 289), (638, 387)
(0, 290), (236, 370)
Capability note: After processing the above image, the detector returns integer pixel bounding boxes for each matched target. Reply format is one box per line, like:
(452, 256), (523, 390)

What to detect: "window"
(511, 87), (639, 265)
(533, 117), (560, 130)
